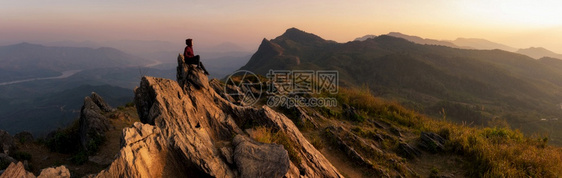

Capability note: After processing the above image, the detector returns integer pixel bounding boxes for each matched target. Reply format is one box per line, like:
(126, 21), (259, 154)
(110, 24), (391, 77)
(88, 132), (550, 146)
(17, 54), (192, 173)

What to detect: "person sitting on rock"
(184, 38), (209, 75)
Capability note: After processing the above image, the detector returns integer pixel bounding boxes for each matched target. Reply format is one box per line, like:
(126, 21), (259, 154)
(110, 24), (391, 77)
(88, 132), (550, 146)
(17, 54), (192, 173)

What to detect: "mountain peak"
(275, 27), (326, 43)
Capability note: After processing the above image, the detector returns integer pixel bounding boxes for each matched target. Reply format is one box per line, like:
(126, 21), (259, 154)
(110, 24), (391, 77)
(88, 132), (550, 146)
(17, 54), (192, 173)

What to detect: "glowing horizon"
(1, 0), (562, 53)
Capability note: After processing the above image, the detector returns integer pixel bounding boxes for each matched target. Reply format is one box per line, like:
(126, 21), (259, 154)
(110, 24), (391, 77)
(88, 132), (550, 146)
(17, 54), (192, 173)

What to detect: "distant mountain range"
(386, 32), (459, 48)
(451, 38), (517, 51)
(356, 32), (562, 60)
(0, 43), (151, 83)
(517, 47), (562, 59)
(0, 43), (177, 135)
(241, 27), (562, 144)
(0, 41), (252, 135)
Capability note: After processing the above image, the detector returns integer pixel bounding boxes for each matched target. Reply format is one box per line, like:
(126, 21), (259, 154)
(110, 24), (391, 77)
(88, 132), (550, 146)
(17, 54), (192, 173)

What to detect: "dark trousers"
(186, 55), (209, 74)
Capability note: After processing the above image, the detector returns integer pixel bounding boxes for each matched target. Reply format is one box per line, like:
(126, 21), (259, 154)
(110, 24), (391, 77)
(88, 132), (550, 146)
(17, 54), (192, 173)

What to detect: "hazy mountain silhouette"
(386, 32), (458, 47)
(0, 43), (151, 82)
(516, 47), (562, 60)
(353, 34), (377, 41)
(451, 38), (517, 51)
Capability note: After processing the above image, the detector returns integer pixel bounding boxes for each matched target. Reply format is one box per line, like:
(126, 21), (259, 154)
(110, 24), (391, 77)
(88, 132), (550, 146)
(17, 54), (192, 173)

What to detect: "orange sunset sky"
(1, 0), (562, 52)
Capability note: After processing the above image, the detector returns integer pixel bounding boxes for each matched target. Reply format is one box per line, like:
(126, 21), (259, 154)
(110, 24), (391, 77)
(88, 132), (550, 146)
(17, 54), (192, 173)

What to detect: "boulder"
(79, 93), (112, 151)
(233, 135), (290, 178)
(37, 165), (70, 178)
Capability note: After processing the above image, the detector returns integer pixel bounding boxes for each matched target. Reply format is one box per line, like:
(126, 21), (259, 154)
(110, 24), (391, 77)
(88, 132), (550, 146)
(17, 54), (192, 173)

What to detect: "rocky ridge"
(91, 55), (342, 177)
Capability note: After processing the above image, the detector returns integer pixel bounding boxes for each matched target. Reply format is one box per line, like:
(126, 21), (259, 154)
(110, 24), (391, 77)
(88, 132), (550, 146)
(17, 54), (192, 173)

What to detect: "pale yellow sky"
(1, 0), (561, 52)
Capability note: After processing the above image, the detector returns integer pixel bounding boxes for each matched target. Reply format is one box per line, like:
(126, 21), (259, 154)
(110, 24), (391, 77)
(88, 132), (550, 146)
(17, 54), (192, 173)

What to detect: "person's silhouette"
(183, 38), (209, 75)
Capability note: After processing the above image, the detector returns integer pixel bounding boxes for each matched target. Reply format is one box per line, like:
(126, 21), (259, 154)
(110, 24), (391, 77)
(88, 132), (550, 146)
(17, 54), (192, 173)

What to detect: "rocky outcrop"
(232, 135), (290, 177)
(88, 55), (342, 177)
(37, 165), (70, 178)
(419, 132), (446, 153)
(79, 92), (112, 151)
(0, 130), (15, 155)
(398, 142), (422, 159)
(0, 162), (34, 178)
(0, 162), (70, 178)
(89, 92), (115, 112)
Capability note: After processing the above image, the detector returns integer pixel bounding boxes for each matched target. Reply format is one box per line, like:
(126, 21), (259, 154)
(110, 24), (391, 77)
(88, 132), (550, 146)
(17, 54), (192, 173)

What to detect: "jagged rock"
(0, 162), (35, 178)
(232, 135), (290, 178)
(90, 92), (115, 112)
(92, 122), (177, 178)
(79, 93), (112, 151)
(0, 130), (15, 155)
(398, 142), (422, 159)
(37, 165), (70, 178)
(290, 105), (319, 129)
(220, 147), (234, 165)
(325, 126), (398, 177)
(419, 132), (446, 153)
(14, 132), (33, 144)
(0, 162), (70, 178)
(325, 126), (377, 167)
(177, 55), (208, 89)
(210, 78), (244, 105)
(89, 56), (342, 177)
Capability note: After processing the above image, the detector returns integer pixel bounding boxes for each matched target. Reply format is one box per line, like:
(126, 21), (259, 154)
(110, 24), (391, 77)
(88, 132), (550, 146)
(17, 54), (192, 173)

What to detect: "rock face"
(90, 55), (342, 177)
(419, 132), (446, 153)
(232, 135), (290, 177)
(79, 92), (112, 151)
(0, 162), (34, 178)
(0, 162), (70, 178)
(37, 165), (71, 178)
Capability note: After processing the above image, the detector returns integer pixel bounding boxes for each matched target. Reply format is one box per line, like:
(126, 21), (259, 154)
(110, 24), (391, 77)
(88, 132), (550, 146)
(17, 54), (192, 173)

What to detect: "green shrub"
(125, 102), (135, 107)
(86, 131), (106, 155)
(46, 129), (81, 154)
(71, 151), (88, 165)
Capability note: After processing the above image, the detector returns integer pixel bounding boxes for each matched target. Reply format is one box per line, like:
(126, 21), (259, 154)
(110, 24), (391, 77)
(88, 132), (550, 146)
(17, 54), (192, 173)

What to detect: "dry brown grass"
(333, 87), (562, 177)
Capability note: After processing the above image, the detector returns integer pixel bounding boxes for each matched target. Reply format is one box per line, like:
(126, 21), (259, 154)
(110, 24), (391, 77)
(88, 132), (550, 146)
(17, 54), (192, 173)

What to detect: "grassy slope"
(327, 87), (562, 177)
(253, 86), (562, 177)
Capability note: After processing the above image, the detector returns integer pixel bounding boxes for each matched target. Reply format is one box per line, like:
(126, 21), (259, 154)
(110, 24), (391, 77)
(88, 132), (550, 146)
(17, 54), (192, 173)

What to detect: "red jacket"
(184, 46), (194, 58)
